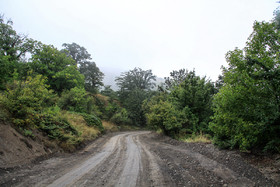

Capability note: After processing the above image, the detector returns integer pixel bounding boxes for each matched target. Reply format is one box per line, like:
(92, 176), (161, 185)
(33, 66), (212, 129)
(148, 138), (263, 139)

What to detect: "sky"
(1, 0), (278, 80)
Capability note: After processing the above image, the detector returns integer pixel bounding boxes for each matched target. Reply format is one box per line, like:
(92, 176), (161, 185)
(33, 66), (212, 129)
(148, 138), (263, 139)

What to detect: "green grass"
(182, 132), (212, 143)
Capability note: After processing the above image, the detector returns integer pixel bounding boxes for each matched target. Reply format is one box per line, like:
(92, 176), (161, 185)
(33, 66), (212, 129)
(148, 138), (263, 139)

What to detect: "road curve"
(0, 131), (277, 186)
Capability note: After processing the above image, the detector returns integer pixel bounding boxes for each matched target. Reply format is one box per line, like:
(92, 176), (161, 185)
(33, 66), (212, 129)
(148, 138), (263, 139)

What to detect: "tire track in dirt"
(1, 131), (277, 187)
(115, 133), (141, 187)
(46, 133), (129, 187)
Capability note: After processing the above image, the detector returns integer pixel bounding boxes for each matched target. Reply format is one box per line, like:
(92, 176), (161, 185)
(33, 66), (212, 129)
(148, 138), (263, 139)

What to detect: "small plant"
(23, 129), (34, 138)
(183, 132), (212, 143)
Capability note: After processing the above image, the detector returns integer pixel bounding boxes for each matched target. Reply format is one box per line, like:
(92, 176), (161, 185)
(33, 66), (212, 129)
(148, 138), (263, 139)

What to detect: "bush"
(38, 113), (78, 140)
(80, 113), (104, 133)
(110, 108), (131, 125)
(0, 74), (52, 121)
(58, 87), (89, 113)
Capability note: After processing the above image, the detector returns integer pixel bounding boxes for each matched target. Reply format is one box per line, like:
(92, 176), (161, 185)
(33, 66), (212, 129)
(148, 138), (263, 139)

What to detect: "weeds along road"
(0, 131), (277, 186)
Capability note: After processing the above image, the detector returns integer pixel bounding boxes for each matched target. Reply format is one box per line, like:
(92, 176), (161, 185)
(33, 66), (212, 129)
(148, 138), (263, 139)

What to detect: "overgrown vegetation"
(0, 15), (114, 151)
(1, 7), (280, 154)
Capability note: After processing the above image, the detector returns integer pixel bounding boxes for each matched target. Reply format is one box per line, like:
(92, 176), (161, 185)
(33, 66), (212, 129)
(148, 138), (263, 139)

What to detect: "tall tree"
(116, 67), (156, 91)
(164, 68), (191, 90)
(115, 67), (156, 126)
(79, 61), (104, 93)
(30, 44), (83, 93)
(145, 70), (215, 138)
(0, 15), (36, 89)
(61, 42), (104, 93)
(61, 42), (91, 66)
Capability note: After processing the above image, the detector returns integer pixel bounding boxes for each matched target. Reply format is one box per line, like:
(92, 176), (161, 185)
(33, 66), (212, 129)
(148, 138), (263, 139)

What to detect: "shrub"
(58, 87), (89, 113)
(110, 108), (131, 125)
(0, 74), (52, 122)
(80, 113), (104, 133)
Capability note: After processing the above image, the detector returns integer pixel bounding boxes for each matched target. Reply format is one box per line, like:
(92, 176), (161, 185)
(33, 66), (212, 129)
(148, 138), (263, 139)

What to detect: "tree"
(30, 44), (83, 93)
(169, 70), (216, 133)
(210, 21), (280, 152)
(116, 68), (156, 91)
(115, 68), (156, 126)
(164, 68), (190, 90)
(0, 15), (35, 61)
(61, 43), (104, 93)
(101, 85), (118, 99)
(61, 42), (91, 66)
(79, 61), (104, 93)
(144, 70), (215, 138)
(0, 15), (36, 89)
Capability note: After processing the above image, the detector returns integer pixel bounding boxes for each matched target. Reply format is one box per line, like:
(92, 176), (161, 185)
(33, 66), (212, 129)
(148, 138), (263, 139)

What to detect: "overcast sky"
(1, 0), (278, 80)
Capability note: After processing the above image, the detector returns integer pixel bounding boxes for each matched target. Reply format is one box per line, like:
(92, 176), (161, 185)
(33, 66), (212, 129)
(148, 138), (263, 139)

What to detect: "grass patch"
(183, 132), (212, 143)
(61, 111), (101, 142)
(102, 121), (119, 132)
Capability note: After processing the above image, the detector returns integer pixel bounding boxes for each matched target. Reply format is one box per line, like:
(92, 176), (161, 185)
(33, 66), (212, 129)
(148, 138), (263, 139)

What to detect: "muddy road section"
(0, 131), (278, 186)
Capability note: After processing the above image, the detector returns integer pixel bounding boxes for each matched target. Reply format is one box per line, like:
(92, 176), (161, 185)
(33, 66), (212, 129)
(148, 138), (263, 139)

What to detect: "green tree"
(0, 15), (35, 61)
(115, 68), (156, 126)
(169, 70), (215, 133)
(0, 15), (36, 89)
(61, 43), (104, 93)
(116, 68), (156, 91)
(61, 42), (92, 66)
(144, 70), (215, 138)
(53, 65), (84, 93)
(164, 68), (190, 90)
(101, 85), (118, 99)
(79, 61), (104, 93)
(30, 44), (83, 93)
(210, 21), (280, 152)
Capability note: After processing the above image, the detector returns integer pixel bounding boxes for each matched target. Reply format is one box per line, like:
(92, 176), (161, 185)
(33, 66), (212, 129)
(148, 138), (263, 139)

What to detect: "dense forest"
(0, 7), (279, 154)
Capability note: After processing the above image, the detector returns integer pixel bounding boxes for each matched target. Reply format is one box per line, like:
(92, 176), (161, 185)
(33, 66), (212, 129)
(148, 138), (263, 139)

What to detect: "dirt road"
(0, 131), (277, 186)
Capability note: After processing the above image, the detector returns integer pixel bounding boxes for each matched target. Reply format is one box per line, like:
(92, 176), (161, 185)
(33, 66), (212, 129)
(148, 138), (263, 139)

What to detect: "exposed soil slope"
(0, 122), (61, 168)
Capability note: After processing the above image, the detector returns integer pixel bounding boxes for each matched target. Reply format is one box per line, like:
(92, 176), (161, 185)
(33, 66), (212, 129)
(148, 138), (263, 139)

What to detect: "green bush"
(80, 113), (104, 133)
(38, 113), (78, 140)
(110, 108), (131, 125)
(0, 74), (52, 121)
(58, 87), (89, 113)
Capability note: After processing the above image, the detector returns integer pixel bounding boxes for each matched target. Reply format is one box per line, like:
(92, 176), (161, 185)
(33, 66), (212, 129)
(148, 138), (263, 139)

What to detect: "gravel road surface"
(0, 131), (277, 186)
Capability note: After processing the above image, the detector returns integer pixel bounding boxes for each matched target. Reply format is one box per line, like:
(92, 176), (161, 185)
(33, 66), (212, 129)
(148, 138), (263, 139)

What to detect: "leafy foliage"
(210, 21), (280, 152)
(62, 42), (104, 93)
(79, 61), (104, 93)
(144, 70), (215, 138)
(164, 69), (190, 90)
(0, 16), (106, 152)
(0, 15), (36, 90)
(0, 15), (35, 61)
(116, 67), (156, 91)
(58, 87), (90, 113)
(61, 42), (92, 65)
(110, 108), (131, 125)
(30, 44), (82, 93)
(80, 113), (104, 133)
(116, 68), (156, 126)
(0, 74), (52, 120)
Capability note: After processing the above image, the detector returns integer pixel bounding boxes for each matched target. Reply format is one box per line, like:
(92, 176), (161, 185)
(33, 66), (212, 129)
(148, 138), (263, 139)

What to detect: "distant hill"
(99, 67), (122, 90)
(99, 67), (165, 91)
